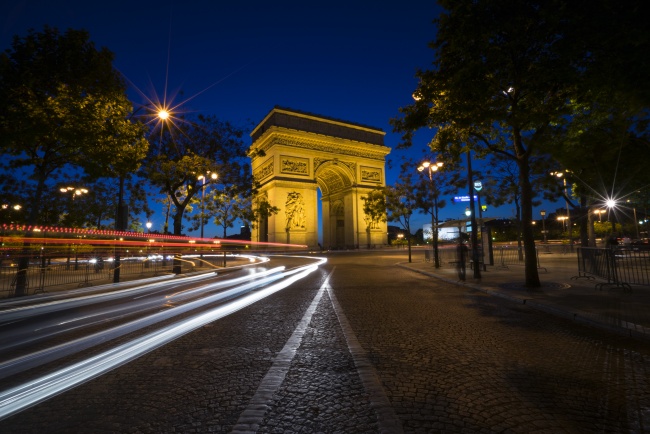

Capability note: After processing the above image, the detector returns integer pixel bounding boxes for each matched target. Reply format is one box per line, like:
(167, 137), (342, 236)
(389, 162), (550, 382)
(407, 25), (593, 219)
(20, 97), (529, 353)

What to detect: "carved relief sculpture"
(280, 156), (309, 175)
(254, 159), (274, 182)
(285, 192), (306, 230)
(361, 166), (382, 183)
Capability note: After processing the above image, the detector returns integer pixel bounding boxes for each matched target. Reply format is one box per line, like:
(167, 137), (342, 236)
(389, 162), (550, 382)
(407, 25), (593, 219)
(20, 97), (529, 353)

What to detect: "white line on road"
(231, 267), (334, 433)
(327, 286), (404, 434)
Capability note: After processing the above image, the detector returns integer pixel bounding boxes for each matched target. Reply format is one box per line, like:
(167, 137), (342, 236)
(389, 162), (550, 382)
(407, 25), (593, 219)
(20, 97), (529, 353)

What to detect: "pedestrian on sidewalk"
(456, 242), (468, 281)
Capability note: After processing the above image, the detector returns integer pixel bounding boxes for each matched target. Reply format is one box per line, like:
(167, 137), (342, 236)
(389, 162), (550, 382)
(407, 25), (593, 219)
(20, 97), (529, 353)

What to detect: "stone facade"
(249, 107), (390, 249)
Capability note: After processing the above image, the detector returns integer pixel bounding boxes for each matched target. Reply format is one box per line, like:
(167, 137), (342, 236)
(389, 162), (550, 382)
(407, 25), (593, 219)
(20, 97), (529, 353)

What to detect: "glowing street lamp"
(59, 186), (88, 227)
(146, 221), (152, 233)
(551, 171), (573, 249)
(198, 172), (218, 240)
(417, 159), (443, 268)
(606, 198), (617, 233)
(114, 106), (169, 284)
(540, 210), (547, 243)
(593, 209), (605, 222)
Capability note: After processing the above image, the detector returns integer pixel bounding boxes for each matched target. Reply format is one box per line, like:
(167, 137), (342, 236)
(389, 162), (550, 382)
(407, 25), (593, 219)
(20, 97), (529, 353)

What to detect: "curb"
(398, 263), (650, 344)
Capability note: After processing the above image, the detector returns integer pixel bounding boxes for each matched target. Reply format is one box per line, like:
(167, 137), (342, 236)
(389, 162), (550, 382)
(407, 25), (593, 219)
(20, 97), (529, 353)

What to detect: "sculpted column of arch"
(248, 107), (390, 250)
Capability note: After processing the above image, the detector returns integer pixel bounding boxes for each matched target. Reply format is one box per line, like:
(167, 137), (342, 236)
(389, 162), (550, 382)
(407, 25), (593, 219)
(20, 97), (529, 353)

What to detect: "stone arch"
(249, 107), (390, 249)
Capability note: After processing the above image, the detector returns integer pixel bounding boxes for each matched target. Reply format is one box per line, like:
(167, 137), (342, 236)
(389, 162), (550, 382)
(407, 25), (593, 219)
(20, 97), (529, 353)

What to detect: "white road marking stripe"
(328, 286), (404, 434)
(231, 268), (334, 433)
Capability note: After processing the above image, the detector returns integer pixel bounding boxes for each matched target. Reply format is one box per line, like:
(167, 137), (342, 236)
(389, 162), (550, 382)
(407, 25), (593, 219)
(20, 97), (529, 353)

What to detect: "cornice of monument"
(251, 128), (391, 161)
(251, 106), (386, 138)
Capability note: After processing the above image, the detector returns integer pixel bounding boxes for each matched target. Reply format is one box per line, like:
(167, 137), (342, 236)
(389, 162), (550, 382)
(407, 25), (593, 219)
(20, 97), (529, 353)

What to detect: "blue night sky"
(2, 1), (563, 238)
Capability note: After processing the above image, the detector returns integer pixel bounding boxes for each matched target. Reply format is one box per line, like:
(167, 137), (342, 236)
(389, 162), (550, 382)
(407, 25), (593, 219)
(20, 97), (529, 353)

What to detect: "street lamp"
(540, 210), (547, 243)
(114, 105), (169, 283)
(198, 172), (218, 240)
(59, 186), (88, 227)
(551, 171), (572, 250)
(606, 198), (617, 234)
(417, 159), (443, 268)
(146, 221), (152, 233)
(593, 209), (604, 222)
(1, 203), (22, 224)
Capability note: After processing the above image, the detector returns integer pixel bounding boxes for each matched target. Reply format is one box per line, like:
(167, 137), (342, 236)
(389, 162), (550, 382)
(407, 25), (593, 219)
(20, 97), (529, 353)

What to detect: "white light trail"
(0, 260), (324, 420)
(0, 267), (287, 377)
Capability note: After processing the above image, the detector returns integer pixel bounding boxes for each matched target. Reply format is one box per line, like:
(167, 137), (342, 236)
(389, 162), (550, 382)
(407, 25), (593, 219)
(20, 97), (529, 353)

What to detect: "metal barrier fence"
(0, 254), (231, 298)
(576, 247), (650, 290)
(425, 245), (555, 270)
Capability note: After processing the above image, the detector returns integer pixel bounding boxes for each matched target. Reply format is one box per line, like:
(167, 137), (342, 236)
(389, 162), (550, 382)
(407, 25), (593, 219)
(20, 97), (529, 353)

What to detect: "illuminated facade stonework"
(249, 107), (390, 249)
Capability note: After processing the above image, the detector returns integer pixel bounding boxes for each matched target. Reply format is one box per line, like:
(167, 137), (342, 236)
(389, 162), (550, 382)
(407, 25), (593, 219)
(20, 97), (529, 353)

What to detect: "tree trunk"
(172, 210), (184, 274)
(579, 196), (589, 246)
(516, 142), (541, 287)
(15, 169), (47, 296)
(407, 237), (412, 263)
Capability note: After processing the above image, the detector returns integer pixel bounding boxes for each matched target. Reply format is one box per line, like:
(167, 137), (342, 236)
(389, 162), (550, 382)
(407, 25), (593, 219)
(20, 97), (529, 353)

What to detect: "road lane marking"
(231, 268), (334, 433)
(327, 286), (404, 434)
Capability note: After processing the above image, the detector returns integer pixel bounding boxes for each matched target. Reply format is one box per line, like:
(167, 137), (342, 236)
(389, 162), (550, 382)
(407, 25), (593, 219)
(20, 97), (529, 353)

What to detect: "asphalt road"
(1, 250), (649, 433)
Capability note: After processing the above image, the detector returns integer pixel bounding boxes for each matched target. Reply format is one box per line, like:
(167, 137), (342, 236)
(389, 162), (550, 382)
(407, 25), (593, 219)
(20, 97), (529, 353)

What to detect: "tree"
(483, 155), (546, 258)
(392, 0), (649, 287)
(142, 114), (248, 237)
(202, 185), (250, 239)
(141, 114), (248, 272)
(361, 188), (387, 248)
(0, 26), (148, 295)
(384, 177), (418, 263)
(0, 26), (148, 227)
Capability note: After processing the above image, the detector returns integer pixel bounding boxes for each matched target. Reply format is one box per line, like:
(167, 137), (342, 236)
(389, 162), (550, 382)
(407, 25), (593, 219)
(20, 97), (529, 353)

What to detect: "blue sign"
(453, 195), (478, 202)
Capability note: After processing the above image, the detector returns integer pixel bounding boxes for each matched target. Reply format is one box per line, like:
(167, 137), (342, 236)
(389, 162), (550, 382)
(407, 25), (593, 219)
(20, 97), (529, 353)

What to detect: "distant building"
(224, 225), (252, 241)
(422, 223), (459, 242)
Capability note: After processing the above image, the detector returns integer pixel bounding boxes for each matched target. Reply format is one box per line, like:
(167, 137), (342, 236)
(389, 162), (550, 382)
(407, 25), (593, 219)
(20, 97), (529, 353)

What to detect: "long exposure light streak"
(0, 267), (288, 372)
(0, 258), (325, 420)
(0, 272), (217, 322)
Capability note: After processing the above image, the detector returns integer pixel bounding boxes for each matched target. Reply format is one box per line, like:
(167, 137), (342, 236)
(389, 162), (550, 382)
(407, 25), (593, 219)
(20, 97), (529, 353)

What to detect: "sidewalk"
(400, 251), (650, 343)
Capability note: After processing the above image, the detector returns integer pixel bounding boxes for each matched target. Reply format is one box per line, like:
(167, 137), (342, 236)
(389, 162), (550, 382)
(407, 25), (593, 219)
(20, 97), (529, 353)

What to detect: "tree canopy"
(141, 114), (249, 236)
(0, 26), (148, 225)
(392, 0), (650, 287)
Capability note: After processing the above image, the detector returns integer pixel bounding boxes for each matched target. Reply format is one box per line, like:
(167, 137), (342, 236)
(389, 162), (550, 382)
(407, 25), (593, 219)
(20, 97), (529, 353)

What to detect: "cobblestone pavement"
(2, 251), (650, 433)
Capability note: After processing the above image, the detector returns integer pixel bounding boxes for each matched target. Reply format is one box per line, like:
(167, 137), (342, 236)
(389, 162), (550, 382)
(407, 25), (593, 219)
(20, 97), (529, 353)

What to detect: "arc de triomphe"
(249, 107), (390, 249)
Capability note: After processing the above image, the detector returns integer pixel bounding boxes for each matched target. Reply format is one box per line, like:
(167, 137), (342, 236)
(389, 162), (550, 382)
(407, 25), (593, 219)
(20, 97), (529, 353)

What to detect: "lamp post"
(594, 209), (604, 222)
(557, 216), (568, 235)
(198, 172), (218, 240)
(198, 172), (217, 259)
(552, 171), (573, 250)
(59, 186), (88, 226)
(417, 159), (443, 268)
(540, 210), (547, 243)
(144, 221), (152, 268)
(114, 106), (168, 283)
(466, 151), (481, 279)
(1, 203), (22, 224)
(606, 198), (618, 235)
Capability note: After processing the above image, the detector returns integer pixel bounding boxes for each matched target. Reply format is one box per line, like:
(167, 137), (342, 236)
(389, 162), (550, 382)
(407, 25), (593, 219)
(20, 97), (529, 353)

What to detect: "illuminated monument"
(249, 107), (390, 249)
